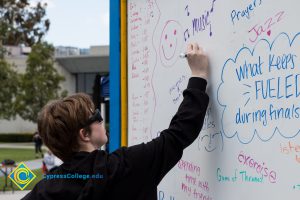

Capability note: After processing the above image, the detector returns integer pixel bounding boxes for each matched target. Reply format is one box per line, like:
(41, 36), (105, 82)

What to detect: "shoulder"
(21, 179), (47, 199)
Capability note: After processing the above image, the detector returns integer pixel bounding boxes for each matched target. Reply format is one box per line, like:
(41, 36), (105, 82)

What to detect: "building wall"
(0, 116), (36, 133)
(54, 61), (76, 95)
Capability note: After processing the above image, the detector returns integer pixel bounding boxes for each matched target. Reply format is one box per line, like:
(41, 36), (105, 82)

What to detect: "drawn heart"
(267, 30), (271, 36)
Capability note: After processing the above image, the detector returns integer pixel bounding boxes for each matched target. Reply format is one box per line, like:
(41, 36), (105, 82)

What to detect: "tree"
(0, 58), (20, 119)
(0, 0), (50, 46)
(16, 42), (67, 123)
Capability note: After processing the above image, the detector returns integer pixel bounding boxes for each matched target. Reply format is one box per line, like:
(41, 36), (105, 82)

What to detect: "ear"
(79, 128), (91, 142)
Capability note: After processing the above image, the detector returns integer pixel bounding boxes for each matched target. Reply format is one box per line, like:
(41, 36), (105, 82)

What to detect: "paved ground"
(0, 190), (30, 199)
(0, 142), (48, 150)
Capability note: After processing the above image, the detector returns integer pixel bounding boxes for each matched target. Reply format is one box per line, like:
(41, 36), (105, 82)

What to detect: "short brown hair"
(37, 93), (95, 161)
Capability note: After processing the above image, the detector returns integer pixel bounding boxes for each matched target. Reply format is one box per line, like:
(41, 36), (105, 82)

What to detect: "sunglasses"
(82, 109), (103, 128)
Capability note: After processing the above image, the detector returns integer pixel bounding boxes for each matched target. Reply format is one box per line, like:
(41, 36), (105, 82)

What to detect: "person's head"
(37, 93), (107, 162)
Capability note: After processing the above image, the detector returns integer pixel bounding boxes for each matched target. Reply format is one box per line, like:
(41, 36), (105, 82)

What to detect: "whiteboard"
(127, 0), (300, 199)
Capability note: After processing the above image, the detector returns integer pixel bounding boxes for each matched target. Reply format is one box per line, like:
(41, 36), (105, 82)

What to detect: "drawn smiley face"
(159, 20), (183, 67)
(198, 131), (224, 152)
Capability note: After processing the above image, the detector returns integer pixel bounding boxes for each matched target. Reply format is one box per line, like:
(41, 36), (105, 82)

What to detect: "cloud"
(99, 12), (109, 45)
(100, 12), (109, 28)
(217, 32), (300, 144)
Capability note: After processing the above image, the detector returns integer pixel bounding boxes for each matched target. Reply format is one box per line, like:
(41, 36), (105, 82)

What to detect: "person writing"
(23, 42), (209, 200)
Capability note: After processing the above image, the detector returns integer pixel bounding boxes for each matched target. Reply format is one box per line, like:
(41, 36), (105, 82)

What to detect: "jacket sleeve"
(108, 77), (209, 186)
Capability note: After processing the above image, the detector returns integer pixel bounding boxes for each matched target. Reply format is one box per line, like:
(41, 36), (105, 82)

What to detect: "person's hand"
(186, 43), (209, 80)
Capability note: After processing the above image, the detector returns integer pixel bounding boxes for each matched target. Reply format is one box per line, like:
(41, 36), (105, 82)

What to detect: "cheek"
(99, 125), (107, 141)
(91, 124), (106, 138)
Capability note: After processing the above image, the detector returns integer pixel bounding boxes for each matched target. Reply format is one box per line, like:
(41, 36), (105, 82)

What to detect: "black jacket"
(22, 77), (209, 200)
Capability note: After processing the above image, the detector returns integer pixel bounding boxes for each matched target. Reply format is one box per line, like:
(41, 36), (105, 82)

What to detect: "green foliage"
(0, 58), (20, 119)
(0, 133), (34, 142)
(0, 0), (50, 46)
(16, 42), (67, 123)
(0, 1), (67, 123)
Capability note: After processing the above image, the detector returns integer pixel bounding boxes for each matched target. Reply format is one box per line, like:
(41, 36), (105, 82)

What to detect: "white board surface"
(127, 0), (300, 199)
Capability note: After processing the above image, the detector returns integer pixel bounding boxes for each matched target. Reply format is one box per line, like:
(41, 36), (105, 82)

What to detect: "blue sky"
(30, 0), (109, 48)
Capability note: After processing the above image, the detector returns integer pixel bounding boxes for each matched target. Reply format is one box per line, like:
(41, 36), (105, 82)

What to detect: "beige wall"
(0, 116), (36, 133)
(54, 61), (76, 95)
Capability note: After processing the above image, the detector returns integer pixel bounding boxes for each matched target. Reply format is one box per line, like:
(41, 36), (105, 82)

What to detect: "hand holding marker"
(180, 43), (208, 80)
(179, 52), (188, 58)
(179, 47), (206, 58)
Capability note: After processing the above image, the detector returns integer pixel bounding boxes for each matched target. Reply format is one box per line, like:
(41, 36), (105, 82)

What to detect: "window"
(76, 73), (98, 95)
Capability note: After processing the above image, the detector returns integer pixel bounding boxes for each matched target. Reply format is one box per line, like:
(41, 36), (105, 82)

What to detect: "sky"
(30, 0), (110, 48)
